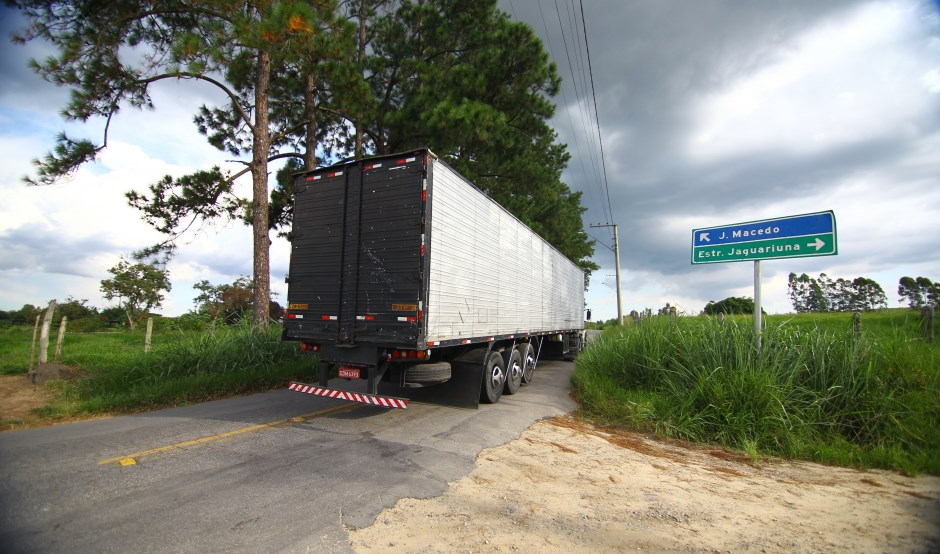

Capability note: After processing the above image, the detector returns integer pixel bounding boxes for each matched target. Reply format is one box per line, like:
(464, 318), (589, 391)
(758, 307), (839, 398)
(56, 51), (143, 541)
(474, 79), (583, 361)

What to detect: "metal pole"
(754, 260), (762, 351)
(591, 223), (624, 325)
(613, 224), (623, 325)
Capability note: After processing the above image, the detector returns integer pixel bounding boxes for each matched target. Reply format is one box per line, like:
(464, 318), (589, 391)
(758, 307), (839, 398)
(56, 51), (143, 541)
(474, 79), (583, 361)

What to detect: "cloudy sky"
(1, 0), (939, 320)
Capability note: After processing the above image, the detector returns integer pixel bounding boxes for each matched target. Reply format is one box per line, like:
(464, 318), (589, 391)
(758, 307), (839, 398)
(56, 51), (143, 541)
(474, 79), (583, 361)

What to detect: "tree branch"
(138, 72), (255, 130)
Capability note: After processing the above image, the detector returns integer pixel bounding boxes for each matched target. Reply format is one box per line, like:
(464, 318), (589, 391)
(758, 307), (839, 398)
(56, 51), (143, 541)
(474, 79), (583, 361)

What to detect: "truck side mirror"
(585, 309), (592, 321)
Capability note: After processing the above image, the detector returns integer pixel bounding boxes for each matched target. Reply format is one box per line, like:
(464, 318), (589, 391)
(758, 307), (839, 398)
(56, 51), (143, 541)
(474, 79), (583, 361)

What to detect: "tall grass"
(573, 311), (940, 474)
(17, 322), (317, 416)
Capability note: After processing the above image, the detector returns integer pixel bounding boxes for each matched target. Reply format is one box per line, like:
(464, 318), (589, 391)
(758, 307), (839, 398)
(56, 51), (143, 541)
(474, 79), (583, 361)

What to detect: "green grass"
(0, 321), (318, 418)
(573, 309), (940, 475)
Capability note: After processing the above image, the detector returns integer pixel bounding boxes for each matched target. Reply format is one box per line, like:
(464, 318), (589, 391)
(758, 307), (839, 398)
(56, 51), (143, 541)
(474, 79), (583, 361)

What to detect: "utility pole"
(590, 224), (623, 325)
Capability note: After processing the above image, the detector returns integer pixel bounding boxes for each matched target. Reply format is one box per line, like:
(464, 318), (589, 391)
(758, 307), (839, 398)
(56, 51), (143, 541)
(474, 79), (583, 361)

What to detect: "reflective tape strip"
(288, 382), (408, 409)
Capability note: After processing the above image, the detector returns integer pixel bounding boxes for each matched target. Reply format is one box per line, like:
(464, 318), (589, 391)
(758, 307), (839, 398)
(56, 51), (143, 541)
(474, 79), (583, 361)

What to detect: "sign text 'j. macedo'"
(691, 211), (837, 264)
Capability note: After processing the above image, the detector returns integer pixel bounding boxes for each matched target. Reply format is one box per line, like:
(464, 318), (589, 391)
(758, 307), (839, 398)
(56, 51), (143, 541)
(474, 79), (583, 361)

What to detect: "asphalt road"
(0, 360), (576, 554)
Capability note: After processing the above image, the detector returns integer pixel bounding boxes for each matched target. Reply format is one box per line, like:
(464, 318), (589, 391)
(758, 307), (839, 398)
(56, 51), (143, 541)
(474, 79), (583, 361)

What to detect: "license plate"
(338, 367), (361, 379)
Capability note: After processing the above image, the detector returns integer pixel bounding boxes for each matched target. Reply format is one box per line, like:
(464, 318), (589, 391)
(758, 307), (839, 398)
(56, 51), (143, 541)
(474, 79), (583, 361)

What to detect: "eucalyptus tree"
(100, 258), (171, 329)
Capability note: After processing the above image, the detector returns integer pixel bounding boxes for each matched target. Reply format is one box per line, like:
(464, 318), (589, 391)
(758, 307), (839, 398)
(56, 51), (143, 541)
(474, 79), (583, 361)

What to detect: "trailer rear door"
(285, 154), (427, 348)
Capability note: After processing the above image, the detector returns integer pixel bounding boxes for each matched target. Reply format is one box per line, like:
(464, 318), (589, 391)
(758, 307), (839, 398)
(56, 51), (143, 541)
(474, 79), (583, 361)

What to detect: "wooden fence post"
(924, 307), (935, 344)
(145, 317), (154, 353)
(28, 314), (40, 372)
(38, 300), (56, 364)
(54, 316), (68, 363)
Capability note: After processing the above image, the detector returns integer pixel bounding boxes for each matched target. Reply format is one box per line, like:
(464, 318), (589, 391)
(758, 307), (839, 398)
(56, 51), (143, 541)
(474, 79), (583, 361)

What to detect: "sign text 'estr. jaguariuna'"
(691, 211), (837, 264)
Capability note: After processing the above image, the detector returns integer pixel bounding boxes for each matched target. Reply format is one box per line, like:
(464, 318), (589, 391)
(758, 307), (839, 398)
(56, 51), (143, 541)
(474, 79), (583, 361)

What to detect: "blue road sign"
(691, 211), (837, 264)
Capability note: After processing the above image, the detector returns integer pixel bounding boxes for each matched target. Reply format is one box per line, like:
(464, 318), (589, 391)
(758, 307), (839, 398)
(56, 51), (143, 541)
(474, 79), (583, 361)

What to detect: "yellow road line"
(98, 403), (355, 466)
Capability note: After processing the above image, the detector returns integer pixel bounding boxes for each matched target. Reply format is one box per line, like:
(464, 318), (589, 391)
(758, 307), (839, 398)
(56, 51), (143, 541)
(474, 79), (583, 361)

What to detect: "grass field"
(0, 321), (317, 418)
(573, 308), (940, 475)
(4, 309), (938, 475)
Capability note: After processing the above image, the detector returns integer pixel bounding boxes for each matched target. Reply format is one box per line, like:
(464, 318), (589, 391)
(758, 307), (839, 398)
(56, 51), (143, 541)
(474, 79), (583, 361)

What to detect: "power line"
(535, 1), (605, 225)
(552, 0), (610, 226)
(537, 0), (611, 231)
(561, 0), (607, 225)
(579, 0), (615, 238)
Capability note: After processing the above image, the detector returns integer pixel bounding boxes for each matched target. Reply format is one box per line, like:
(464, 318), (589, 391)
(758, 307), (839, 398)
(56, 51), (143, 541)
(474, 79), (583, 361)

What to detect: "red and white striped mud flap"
(288, 382), (409, 409)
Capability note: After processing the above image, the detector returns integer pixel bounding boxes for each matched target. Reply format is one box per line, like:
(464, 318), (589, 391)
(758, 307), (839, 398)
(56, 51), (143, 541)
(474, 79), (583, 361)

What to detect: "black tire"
(480, 351), (506, 404)
(404, 362), (451, 385)
(502, 348), (522, 395)
(517, 342), (536, 384)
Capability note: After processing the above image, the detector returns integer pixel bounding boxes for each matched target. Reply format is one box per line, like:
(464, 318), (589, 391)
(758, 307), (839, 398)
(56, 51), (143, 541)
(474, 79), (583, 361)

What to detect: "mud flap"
(377, 354), (485, 409)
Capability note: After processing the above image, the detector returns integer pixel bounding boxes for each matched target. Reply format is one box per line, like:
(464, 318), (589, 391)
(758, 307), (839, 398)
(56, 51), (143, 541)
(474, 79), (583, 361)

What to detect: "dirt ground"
(350, 415), (940, 554)
(0, 374), (54, 430)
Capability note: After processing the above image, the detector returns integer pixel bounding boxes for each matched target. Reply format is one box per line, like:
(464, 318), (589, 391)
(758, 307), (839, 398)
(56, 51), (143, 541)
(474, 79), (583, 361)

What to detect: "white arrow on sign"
(808, 238), (826, 251)
(699, 232), (710, 242)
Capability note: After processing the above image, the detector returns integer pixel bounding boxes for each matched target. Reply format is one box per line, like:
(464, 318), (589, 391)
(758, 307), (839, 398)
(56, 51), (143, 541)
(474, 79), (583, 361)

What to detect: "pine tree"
(11, 0), (356, 328)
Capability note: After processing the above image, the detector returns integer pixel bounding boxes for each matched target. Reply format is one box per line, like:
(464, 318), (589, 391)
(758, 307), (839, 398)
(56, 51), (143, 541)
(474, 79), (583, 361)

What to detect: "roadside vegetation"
(0, 317), (315, 419)
(573, 308), (940, 475)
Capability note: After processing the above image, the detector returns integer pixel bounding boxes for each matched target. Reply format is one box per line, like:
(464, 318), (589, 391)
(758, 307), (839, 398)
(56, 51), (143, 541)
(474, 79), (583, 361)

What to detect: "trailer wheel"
(517, 342), (536, 384)
(404, 362), (452, 386)
(502, 348), (522, 395)
(480, 351), (506, 404)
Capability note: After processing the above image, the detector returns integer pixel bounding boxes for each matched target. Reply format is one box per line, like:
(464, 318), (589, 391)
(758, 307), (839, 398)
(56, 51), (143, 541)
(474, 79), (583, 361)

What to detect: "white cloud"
(688, 2), (935, 161)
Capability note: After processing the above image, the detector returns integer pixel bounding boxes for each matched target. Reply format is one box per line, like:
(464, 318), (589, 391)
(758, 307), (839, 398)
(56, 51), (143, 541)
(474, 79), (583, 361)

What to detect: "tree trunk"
(251, 48), (273, 329)
(304, 72), (317, 171)
(126, 306), (136, 330)
(355, 0), (367, 159)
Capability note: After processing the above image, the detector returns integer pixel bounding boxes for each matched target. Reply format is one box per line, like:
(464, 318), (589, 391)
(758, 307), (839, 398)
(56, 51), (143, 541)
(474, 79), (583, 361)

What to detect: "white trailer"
(282, 148), (586, 408)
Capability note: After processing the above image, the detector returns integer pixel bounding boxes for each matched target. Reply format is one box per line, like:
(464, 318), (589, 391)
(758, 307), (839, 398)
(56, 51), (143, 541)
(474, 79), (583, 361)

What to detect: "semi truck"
(282, 148), (586, 409)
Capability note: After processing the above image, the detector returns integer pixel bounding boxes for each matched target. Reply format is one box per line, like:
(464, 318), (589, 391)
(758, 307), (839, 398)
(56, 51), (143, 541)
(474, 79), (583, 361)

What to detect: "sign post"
(691, 210), (838, 349)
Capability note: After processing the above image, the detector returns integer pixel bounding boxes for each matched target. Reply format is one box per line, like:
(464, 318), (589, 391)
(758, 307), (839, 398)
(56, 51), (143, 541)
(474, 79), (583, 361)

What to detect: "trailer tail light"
(389, 349), (429, 360)
(300, 343), (320, 352)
